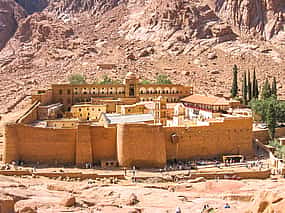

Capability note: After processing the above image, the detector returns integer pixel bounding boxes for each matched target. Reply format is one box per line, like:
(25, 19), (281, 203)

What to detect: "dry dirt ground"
(0, 166), (284, 213)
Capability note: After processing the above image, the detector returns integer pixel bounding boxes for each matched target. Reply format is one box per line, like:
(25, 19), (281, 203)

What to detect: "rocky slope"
(0, 0), (284, 113)
(207, 0), (285, 42)
(0, 0), (26, 50)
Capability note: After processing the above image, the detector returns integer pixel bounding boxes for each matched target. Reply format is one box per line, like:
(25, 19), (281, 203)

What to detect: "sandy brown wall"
(90, 126), (117, 161)
(164, 118), (253, 160)
(17, 101), (40, 124)
(5, 124), (77, 164)
(117, 124), (166, 168)
(253, 127), (285, 143)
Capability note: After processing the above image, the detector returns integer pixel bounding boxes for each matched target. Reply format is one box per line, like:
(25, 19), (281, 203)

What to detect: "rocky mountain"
(15, 0), (48, 14)
(0, 0), (284, 113)
(207, 0), (285, 42)
(0, 0), (26, 50)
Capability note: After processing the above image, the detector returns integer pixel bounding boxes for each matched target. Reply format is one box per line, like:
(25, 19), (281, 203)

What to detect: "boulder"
(207, 52), (217, 60)
(182, 71), (190, 76)
(126, 193), (139, 206)
(138, 47), (154, 57)
(0, 195), (15, 213)
(210, 70), (220, 75)
(61, 195), (76, 207)
(18, 206), (37, 213)
(246, 191), (285, 213)
(126, 53), (136, 60)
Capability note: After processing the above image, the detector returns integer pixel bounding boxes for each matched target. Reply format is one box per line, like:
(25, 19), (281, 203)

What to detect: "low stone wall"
(187, 169), (271, 180)
(0, 170), (125, 180)
(253, 127), (285, 143)
(135, 170), (271, 181)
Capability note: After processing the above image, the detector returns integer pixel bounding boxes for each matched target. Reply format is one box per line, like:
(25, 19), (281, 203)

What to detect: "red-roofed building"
(181, 94), (241, 120)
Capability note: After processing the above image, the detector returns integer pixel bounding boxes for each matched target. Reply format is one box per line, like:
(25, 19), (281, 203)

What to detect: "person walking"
(175, 206), (181, 213)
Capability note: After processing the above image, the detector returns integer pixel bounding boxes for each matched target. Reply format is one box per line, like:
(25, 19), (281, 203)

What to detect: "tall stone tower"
(124, 72), (139, 98)
(154, 96), (167, 125)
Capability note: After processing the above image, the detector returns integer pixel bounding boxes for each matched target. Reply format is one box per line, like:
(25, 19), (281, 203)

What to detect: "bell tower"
(124, 72), (139, 97)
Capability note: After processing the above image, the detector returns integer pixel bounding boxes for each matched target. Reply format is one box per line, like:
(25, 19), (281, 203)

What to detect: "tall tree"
(271, 77), (277, 97)
(247, 70), (252, 101)
(231, 64), (238, 98)
(252, 68), (256, 98)
(242, 71), (248, 105)
(261, 78), (271, 99)
(267, 102), (276, 139)
(255, 78), (259, 99)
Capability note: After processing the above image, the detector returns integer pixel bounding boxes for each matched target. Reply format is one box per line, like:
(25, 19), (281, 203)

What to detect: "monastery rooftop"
(102, 113), (154, 125)
(181, 94), (237, 106)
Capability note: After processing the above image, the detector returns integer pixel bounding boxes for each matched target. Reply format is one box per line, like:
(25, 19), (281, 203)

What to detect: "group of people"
(175, 202), (231, 213)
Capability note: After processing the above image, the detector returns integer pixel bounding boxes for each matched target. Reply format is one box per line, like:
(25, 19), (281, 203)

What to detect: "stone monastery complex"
(4, 72), (254, 168)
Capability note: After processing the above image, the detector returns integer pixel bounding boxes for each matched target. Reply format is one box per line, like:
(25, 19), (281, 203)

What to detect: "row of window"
(140, 90), (183, 94)
(58, 88), (126, 95)
(77, 108), (102, 112)
(140, 97), (179, 102)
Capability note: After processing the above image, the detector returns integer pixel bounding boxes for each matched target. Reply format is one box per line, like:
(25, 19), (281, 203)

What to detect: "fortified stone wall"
(4, 118), (254, 167)
(253, 127), (285, 143)
(90, 126), (117, 161)
(164, 117), (253, 160)
(117, 124), (166, 168)
(4, 124), (77, 164)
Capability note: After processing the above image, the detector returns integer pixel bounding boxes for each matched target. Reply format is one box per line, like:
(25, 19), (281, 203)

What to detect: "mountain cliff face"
(0, 0), (26, 49)
(207, 0), (285, 42)
(48, 0), (121, 15)
(15, 0), (48, 14)
(0, 0), (284, 113)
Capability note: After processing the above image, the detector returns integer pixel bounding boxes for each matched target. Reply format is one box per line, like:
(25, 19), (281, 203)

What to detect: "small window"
(59, 90), (63, 95)
(98, 109), (101, 111)
(79, 108), (82, 112)
(67, 89), (71, 95)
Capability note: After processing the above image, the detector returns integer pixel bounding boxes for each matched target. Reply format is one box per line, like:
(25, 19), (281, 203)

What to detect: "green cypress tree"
(231, 64), (238, 98)
(267, 102), (276, 139)
(247, 70), (252, 101)
(255, 78), (259, 99)
(261, 79), (271, 99)
(252, 68), (256, 98)
(271, 77), (277, 97)
(242, 71), (248, 105)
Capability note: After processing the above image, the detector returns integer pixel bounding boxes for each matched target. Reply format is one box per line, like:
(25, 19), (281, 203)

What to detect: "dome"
(125, 72), (137, 79)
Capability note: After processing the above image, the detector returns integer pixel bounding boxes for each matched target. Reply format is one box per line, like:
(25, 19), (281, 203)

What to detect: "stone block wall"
(90, 126), (117, 161)
(4, 124), (77, 165)
(117, 124), (166, 168)
(253, 127), (285, 143)
(164, 117), (253, 160)
(4, 117), (254, 168)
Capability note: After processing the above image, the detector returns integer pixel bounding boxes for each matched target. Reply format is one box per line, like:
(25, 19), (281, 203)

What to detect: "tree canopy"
(68, 74), (86, 85)
(156, 74), (172, 84)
